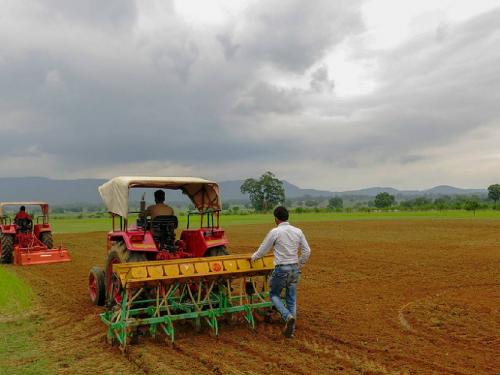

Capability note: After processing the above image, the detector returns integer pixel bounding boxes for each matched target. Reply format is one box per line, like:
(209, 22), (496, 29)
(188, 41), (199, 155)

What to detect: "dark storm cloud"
(0, 1), (499, 189)
(233, 82), (301, 115)
(216, 33), (240, 60)
(0, 0), (358, 171)
(221, 0), (364, 72)
(310, 65), (334, 92)
(42, 0), (138, 29)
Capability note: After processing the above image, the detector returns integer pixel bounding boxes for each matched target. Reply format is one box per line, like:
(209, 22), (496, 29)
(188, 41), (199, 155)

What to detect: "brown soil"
(12, 220), (500, 375)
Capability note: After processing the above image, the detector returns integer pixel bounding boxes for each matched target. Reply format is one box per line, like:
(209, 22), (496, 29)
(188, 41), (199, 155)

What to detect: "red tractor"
(88, 177), (229, 306)
(0, 201), (71, 265)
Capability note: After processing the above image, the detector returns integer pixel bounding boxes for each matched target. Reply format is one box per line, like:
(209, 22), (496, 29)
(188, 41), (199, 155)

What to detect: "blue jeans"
(269, 264), (300, 322)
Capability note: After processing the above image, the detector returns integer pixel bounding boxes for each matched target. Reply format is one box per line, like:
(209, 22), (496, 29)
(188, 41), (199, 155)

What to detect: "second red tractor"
(0, 201), (71, 265)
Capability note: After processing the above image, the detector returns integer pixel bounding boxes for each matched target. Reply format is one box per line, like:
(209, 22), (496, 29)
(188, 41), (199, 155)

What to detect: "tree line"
(239, 173), (500, 214)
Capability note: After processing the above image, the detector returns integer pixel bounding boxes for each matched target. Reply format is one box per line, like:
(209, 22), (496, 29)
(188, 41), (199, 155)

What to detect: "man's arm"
(251, 229), (277, 261)
(298, 231), (311, 269)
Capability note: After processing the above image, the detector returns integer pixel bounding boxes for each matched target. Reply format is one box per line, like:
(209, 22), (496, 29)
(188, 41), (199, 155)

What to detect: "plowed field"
(12, 220), (500, 374)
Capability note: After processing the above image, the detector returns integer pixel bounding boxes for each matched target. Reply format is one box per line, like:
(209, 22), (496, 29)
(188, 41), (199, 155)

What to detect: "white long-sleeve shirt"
(251, 222), (311, 269)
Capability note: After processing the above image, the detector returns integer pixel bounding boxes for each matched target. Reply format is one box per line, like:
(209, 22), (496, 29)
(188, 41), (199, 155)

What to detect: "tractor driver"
(15, 206), (32, 223)
(145, 190), (174, 219)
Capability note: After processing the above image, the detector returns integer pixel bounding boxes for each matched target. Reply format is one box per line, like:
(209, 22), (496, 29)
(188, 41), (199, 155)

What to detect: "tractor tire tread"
(89, 266), (106, 306)
(205, 245), (228, 257)
(0, 233), (14, 264)
(40, 232), (54, 249)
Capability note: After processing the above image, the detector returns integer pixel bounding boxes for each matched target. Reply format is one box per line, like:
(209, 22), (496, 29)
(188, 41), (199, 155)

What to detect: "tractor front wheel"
(105, 242), (147, 306)
(88, 266), (106, 306)
(40, 232), (54, 249)
(0, 233), (14, 264)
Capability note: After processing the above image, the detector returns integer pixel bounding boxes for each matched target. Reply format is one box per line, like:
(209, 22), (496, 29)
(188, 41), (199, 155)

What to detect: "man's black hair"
(273, 206), (289, 222)
(154, 190), (165, 203)
(20, 206), (26, 211)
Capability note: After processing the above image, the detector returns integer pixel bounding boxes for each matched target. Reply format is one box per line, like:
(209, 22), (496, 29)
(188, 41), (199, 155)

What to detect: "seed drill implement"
(89, 177), (275, 350)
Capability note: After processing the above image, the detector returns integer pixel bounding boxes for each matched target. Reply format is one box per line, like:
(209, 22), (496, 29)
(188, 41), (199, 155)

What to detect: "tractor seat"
(15, 218), (33, 233)
(150, 215), (178, 251)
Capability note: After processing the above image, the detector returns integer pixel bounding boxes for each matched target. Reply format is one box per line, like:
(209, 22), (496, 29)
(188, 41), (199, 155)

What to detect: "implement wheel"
(0, 233), (14, 264)
(105, 242), (147, 306)
(40, 232), (54, 249)
(89, 266), (106, 306)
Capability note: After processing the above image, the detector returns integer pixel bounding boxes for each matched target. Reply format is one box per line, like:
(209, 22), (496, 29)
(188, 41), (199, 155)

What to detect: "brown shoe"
(283, 315), (295, 338)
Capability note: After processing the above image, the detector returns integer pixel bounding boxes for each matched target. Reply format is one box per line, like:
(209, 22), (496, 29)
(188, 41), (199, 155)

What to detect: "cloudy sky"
(1, 0), (499, 190)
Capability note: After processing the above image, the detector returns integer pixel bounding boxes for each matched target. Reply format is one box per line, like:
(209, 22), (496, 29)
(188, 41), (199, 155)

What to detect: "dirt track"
(13, 220), (500, 374)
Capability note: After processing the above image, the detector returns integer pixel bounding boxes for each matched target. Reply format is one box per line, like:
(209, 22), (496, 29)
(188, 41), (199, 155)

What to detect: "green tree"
(487, 184), (500, 208)
(414, 196), (432, 207)
(328, 197), (343, 210)
(305, 199), (318, 207)
(240, 172), (285, 212)
(464, 199), (480, 215)
(434, 197), (449, 210)
(374, 192), (395, 209)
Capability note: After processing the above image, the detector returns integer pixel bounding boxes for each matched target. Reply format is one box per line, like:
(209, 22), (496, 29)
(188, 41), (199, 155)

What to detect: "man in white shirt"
(251, 206), (311, 338)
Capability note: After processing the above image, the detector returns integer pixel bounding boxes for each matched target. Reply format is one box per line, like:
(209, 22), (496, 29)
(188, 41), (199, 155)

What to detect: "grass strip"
(50, 210), (500, 233)
(0, 266), (51, 375)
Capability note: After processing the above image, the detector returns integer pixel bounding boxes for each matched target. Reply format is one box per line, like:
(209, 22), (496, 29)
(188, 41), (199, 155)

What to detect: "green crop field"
(48, 209), (500, 233)
(0, 267), (50, 375)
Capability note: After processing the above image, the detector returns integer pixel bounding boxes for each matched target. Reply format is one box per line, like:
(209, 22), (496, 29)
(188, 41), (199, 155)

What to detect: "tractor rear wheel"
(105, 242), (147, 306)
(40, 232), (54, 249)
(0, 233), (14, 264)
(89, 266), (106, 306)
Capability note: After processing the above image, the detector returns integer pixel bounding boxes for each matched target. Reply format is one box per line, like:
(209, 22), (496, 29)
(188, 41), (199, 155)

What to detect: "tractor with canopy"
(88, 177), (274, 350)
(0, 201), (71, 265)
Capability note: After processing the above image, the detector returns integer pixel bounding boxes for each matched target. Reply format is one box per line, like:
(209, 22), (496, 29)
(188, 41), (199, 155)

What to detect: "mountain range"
(0, 177), (487, 205)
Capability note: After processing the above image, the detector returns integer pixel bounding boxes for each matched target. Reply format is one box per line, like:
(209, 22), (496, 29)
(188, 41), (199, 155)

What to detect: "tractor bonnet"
(98, 176), (221, 218)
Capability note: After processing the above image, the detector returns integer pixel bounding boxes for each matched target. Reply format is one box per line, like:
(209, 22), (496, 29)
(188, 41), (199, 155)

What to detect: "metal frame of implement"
(101, 254), (275, 350)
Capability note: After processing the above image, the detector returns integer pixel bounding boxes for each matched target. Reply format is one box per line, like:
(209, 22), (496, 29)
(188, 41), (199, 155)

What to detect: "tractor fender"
(180, 228), (229, 258)
(205, 238), (229, 252)
(0, 225), (16, 235)
(107, 231), (158, 252)
(34, 224), (51, 238)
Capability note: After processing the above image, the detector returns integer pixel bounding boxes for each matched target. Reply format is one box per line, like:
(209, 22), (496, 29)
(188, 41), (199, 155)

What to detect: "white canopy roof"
(98, 176), (221, 218)
(0, 201), (49, 216)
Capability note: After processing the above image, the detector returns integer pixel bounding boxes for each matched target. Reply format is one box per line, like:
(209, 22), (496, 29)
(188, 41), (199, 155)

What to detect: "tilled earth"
(12, 220), (500, 374)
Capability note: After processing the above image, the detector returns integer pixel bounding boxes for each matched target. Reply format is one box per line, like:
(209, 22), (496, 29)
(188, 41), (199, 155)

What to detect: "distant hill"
(423, 185), (485, 195)
(339, 187), (407, 196)
(0, 177), (333, 205)
(0, 177), (106, 205)
(0, 177), (488, 206)
(336, 185), (485, 197)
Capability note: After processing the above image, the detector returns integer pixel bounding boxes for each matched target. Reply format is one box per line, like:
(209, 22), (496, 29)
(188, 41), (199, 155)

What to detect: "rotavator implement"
(0, 202), (71, 265)
(88, 177), (275, 350)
